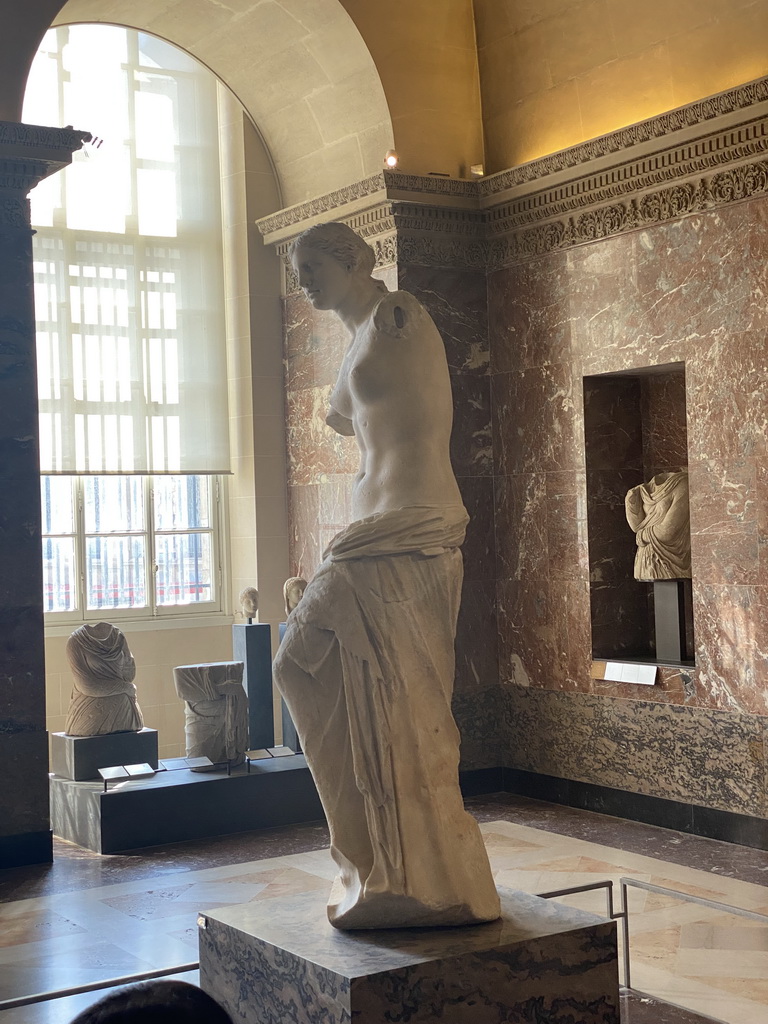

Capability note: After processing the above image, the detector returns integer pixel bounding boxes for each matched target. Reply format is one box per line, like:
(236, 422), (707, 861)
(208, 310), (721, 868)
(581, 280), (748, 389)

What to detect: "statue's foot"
(327, 876), (501, 931)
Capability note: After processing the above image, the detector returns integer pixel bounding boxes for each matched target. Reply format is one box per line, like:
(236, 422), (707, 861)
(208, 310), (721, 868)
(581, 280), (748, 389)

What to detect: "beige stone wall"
(340, 0), (484, 178)
(474, 0), (768, 171)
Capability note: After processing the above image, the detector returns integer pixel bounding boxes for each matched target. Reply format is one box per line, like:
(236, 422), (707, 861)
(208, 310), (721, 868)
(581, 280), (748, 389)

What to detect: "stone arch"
(52, 0), (394, 207)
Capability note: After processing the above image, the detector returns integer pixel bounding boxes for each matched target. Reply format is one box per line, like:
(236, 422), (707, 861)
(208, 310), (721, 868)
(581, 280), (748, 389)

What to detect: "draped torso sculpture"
(65, 622), (143, 737)
(625, 469), (692, 580)
(273, 222), (500, 931)
(173, 662), (247, 768)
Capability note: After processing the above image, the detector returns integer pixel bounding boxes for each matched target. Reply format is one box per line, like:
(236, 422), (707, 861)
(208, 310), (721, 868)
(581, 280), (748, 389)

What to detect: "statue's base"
(199, 885), (619, 1024)
(50, 728), (158, 781)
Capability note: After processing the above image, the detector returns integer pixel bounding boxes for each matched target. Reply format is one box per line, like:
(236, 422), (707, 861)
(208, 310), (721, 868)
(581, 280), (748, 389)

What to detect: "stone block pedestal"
(50, 728), (158, 781)
(199, 885), (619, 1024)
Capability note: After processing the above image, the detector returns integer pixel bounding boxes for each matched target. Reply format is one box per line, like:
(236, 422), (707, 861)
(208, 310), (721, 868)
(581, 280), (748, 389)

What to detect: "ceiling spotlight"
(384, 149), (398, 169)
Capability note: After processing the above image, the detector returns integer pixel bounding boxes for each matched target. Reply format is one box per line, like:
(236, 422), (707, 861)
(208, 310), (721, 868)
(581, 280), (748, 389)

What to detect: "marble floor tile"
(2, 798), (766, 1023)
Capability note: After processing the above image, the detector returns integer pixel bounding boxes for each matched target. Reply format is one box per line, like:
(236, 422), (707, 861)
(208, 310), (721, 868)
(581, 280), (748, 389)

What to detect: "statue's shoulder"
(371, 290), (430, 339)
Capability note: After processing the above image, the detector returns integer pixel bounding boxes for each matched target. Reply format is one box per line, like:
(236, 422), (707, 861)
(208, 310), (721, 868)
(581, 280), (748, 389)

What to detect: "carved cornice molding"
(487, 159), (768, 268)
(0, 122), (91, 231)
(477, 77), (768, 196)
(260, 75), (768, 273)
(0, 121), (91, 155)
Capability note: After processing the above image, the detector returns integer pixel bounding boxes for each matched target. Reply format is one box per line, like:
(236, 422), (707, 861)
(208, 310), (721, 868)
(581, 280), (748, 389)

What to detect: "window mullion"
(76, 477), (86, 620)
(147, 477), (157, 616)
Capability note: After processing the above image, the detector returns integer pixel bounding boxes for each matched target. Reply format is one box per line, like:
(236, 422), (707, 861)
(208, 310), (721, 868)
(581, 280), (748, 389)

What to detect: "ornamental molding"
(0, 121), (91, 155)
(0, 123), (92, 197)
(0, 196), (31, 230)
(477, 77), (768, 196)
(259, 74), (768, 273)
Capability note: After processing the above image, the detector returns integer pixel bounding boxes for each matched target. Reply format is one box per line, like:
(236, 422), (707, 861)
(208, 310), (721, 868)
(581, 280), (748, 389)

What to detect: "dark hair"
(68, 981), (233, 1024)
(288, 221), (376, 276)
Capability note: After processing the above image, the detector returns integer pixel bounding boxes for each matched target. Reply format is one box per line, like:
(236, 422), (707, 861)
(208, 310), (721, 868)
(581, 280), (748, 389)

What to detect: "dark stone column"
(0, 122), (88, 867)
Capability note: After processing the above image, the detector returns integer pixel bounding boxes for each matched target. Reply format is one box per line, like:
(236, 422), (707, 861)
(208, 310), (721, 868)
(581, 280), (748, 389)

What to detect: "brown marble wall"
(281, 260), (498, 762)
(490, 195), (768, 814)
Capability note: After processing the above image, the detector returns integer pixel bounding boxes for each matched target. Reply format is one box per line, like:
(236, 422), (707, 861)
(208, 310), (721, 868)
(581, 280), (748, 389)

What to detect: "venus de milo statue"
(273, 222), (499, 931)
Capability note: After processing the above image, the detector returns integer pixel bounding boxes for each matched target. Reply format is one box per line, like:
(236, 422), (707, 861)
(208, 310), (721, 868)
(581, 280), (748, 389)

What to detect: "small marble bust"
(239, 587), (259, 621)
(65, 622), (144, 737)
(283, 576), (307, 617)
(625, 469), (692, 581)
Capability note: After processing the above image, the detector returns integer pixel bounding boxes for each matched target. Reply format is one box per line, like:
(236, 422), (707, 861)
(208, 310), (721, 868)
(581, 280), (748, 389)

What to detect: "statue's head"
(288, 222), (376, 276)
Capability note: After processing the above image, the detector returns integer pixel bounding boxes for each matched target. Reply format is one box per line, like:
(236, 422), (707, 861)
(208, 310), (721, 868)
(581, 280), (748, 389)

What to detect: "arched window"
(24, 25), (231, 621)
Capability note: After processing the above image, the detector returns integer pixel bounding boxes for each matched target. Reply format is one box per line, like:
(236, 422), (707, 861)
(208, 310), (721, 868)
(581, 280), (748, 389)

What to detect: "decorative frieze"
(258, 75), (768, 277)
(477, 77), (768, 195)
(0, 122), (91, 233)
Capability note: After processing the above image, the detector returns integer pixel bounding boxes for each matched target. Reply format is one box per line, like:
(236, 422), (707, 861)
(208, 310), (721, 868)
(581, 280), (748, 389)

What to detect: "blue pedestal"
(278, 622), (302, 753)
(233, 623), (274, 750)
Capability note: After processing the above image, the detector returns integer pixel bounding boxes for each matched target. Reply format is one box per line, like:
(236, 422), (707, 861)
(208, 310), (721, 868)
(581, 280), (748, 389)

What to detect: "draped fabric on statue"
(173, 662), (247, 766)
(65, 622), (143, 736)
(625, 470), (692, 580)
(274, 505), (500, 929)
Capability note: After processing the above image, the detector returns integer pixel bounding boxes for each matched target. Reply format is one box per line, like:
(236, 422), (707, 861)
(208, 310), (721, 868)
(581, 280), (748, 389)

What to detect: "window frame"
(41, 472), (230, 631)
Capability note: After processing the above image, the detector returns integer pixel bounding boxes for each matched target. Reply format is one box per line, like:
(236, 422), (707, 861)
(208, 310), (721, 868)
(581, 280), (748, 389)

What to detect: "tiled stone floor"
(0, 793), (766, 1023)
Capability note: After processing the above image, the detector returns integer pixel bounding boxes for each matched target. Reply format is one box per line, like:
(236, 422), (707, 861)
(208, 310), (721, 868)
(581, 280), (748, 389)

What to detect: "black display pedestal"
(50, 728), (159, 781)
(232, 623), (274, 749)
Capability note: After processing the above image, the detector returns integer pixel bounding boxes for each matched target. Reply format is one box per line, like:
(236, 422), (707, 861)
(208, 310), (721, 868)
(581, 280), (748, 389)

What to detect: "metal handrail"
(0, 962), (198, 1013)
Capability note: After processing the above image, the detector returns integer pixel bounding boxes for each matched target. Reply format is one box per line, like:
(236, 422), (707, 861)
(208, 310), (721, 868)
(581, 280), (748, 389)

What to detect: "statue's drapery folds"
(625, 470), (692, 581)
(65, 622), (143, 737)
(173, 661), (247, 767)
(274, 505), (500, 930)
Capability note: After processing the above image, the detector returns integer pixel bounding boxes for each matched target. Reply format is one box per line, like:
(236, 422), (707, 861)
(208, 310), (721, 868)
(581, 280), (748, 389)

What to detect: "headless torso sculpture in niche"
(625, 469), (692, 581)
(273, 222), (500, 931)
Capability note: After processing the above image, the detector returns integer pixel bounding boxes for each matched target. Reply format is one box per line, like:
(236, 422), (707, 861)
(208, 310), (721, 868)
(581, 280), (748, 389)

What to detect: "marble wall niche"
(491, 194), (768, 718)
(584, 365), (693, 664)
(491, 192), (768, 817)
(282, 258), (498, 768)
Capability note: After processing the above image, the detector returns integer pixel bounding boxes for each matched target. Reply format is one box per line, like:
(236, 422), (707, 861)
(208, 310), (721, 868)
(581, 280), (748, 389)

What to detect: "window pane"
(154, 476), (210, 531)
(41, 476), (75, 534)
(42, 537), (77, 612)
(84, 477), (145, 533)
(85, 535), (147, 609)
(155, 532), (212, 606)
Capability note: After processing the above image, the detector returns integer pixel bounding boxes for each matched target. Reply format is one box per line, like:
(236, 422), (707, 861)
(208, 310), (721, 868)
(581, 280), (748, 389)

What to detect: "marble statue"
(625, 469), (692, 580)
(273, 222), (500, 931)
(65, 622), (143, 737)
(173, 662), (247, 768)
(282, 576), (307, 617)
(239, 586), (259, 622)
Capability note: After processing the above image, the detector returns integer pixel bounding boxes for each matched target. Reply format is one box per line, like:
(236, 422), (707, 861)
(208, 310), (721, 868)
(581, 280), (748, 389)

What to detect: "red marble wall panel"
(398, 265), (497, 699)
(641, 372), (688, 475)
(491, 193), (768, 716)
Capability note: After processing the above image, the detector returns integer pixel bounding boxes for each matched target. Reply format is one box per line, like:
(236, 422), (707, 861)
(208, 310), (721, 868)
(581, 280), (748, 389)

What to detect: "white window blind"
(23, 25), (230, 475)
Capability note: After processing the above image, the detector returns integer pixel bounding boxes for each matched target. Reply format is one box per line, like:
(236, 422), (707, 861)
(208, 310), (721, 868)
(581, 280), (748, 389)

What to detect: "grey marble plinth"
(199, 886), (619, 1024)
(50, 728), (158, 781)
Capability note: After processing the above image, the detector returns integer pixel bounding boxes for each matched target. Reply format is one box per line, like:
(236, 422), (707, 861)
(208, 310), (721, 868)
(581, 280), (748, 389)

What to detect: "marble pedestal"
(50, 728), (158, 781)
(199, 886), (619, 1024)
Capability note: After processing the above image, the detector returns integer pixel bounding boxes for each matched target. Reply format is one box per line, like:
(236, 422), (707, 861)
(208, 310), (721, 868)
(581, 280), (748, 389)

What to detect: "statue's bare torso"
(327, 290), (462, 520)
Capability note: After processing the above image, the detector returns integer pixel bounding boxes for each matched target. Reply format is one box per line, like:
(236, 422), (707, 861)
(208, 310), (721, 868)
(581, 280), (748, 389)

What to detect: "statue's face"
(292, 245), (353, 311)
